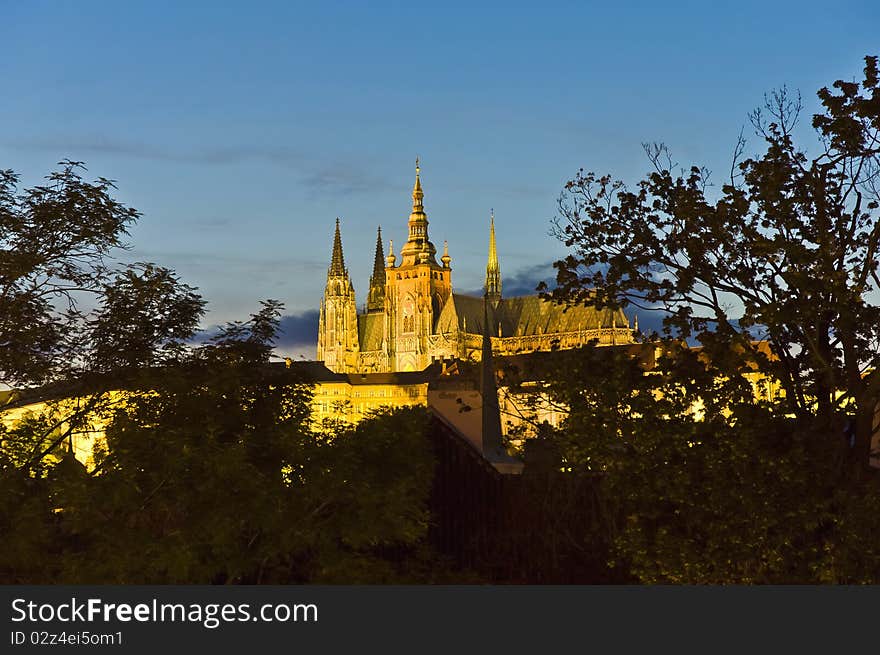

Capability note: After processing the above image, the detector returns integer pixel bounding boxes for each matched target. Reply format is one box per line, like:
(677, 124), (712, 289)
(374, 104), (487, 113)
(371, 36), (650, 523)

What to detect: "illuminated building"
(316, 160), (635, 374)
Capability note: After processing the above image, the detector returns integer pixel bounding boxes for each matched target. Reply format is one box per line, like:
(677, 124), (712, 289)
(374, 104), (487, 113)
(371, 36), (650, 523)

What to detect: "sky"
(2, 0), (878, 357)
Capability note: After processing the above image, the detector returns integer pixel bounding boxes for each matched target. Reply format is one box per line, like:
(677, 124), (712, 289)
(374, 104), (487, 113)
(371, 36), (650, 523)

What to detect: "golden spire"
(485, 209), (501, 303)
(412, 156), (423, 210)
(488, 209), (499, 269)
(441, 239), (451, 268)
(400, 156), (437, 265)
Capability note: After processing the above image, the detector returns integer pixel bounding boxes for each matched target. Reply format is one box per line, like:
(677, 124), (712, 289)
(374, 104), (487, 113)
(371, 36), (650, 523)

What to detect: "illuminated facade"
(317, 161), (635, 374)
(0, 390), (123, 472)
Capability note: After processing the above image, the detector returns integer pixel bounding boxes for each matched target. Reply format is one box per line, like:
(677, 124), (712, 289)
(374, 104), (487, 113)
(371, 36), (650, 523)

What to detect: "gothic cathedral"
(317, 161), (634, 373)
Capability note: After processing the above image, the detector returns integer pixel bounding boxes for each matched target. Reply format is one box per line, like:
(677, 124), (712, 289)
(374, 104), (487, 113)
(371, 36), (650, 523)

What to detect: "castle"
(317, 160), (635, 374)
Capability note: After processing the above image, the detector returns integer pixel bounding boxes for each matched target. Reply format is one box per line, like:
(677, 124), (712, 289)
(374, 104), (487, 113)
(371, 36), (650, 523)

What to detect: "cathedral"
(316, 161), (635, 374)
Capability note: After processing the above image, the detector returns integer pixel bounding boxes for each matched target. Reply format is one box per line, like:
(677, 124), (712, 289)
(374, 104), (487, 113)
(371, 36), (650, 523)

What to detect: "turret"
(386, 239), (396, 268)
(316, 218), (359, 372)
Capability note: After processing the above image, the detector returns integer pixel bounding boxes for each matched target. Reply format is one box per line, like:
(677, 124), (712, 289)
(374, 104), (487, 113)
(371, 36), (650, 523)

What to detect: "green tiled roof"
(434, 293), (628, 337)
(357, 312), (385, 351)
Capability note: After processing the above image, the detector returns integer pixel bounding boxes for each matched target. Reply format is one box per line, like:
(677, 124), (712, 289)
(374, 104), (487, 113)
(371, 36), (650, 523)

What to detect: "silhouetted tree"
(0, 161), (205, 478)
(0, 164), (441, 583)
(538, 56), (880, 582)
(0, 161), (204, 388)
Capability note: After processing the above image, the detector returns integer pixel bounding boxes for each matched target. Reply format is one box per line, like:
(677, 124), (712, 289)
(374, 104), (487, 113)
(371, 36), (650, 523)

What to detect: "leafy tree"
(545, 56), (880, 477)
(521, 344), (870, 582)
(0, 161), (449, 584)
(0, 161), (203, 385)
(0, 161), (205, 477)
(1, 301), (439, 583)
(538, 57), (880, 582)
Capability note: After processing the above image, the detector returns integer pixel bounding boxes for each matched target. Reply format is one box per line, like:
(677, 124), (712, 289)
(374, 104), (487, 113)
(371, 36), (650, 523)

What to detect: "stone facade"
(317, 161), (634, 374)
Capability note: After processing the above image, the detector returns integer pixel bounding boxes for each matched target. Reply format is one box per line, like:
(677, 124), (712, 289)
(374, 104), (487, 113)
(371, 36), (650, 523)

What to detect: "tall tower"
(485, 209), (501, 304)
(398, 157), (437, 267)
(317, 218), (359, 372)
(366, 226), (386, 313)
(385, 159), (453, 371)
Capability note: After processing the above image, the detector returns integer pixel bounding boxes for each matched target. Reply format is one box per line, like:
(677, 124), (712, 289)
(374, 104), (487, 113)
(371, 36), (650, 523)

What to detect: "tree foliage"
(0, 161), (205, 387)
(545, 56), (880, 475)
(537, 57), (880, 582)
(0, 164), (441, 584)
(1, 301), (438, 583)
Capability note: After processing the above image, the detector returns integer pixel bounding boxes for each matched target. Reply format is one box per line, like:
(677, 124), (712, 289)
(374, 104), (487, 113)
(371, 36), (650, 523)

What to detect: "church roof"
(357, 312), (384, 351)
(434, 293), (628, 337)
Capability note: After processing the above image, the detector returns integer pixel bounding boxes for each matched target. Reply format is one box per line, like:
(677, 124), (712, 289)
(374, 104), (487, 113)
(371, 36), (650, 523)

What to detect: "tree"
(0, 161), (205, 385)
(0, 161), (205, 476)
(545, 56), (880, 477)
(2, 298), (440, 583)
(538, 57), (880, 582)
(0, 162), (447, 584)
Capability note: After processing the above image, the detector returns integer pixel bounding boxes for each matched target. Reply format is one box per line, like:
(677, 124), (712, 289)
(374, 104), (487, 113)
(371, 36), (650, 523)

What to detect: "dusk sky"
(2, 1), (878, 356)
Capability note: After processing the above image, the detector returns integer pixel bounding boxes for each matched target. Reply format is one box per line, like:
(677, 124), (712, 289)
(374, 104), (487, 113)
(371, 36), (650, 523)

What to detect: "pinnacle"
(372, 226), (385, 278)
(329, 217), (346, 276)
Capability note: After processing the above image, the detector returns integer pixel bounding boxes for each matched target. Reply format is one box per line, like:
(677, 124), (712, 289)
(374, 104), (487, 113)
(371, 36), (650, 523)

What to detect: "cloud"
(502, 261), (559, 296)
(277, 310), (320, 350)
(301, 167), (390, 197)
(4, 136), (306, 167)
(3, 136), (389, 196)
(192, 308), (319, 357)
(123, 249), (326, 277)
(461, 260), (558, 297)
(630, 309), (668, 337)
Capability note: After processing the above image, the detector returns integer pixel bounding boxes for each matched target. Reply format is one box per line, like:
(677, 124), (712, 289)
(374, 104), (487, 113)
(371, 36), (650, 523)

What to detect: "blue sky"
(2, 1), (877, 356)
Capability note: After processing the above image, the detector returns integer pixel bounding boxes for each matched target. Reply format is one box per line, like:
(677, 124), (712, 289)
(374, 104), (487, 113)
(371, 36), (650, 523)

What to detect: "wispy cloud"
(4, 136), (306, 167)
(190, 216), (234, 228)
(301, 166), (388, 197)
(124, 249), (325, 273)
(3, 136), (390, 196)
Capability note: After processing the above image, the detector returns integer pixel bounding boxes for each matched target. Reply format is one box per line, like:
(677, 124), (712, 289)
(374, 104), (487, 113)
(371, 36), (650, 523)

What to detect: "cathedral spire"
(367, 226), (386, 312)
(400, 157), (438, 266)
(485, 209), (501, 303)
(412, 156), (423, 212)
(329, 217), (346, 277)
(372, 226), (385, 277)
